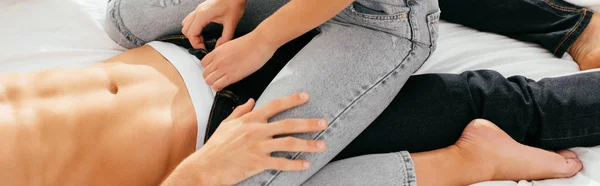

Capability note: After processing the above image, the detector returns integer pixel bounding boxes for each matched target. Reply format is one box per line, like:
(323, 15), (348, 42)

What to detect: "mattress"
(1, 0), (598, 185)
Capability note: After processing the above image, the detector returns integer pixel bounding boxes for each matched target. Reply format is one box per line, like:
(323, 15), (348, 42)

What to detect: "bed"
(1, 0), (599, 185)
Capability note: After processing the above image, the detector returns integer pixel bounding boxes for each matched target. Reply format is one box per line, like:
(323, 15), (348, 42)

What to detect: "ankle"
(413, 145), (495, 186)
(568, 14), (600, 70)
(578, 48), (600, 70)
(450, 144), (497, 184)
(568, 37), (587, 63)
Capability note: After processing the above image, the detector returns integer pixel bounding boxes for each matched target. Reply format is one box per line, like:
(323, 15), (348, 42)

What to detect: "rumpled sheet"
(1, 0), (598, 185)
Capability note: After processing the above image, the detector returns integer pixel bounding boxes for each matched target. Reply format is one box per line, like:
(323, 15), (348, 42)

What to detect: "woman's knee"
(104, 0), (145, 48)
(104, 0), (201, 48)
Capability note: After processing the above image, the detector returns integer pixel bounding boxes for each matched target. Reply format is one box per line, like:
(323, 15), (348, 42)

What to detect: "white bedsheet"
(1, 0), (598, 185)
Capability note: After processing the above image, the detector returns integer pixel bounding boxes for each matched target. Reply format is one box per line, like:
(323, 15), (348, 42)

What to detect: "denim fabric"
(302, 151), (416, 186)
(106, 0), (298, 49)
(439, 0), (594, 57)
(104, 0), (596, 185)
(107, 0), (440, 185)
(197, 32), (317, 143)
(336, 70), (600, 161)
(239, 0), (439, 184)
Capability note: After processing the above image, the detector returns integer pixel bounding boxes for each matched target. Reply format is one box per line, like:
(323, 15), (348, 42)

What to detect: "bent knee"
(105, 0), (146, 49)
(105, 0), (200, 49)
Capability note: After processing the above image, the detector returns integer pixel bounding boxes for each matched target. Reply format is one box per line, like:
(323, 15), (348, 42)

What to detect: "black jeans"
(439, 0), (594, 57)
(336, 70), (600, 160)
(193, 0), (596, 161)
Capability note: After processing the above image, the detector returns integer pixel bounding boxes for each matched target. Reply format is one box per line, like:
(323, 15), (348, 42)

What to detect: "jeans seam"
(541, 0), (589, 55)
(543, 0), (582, 12)
(205, 91), (239, 142)
(540, 130), (600, 141)
(395, 152), (416, 186)
(553, 8), (588, 55)
(109, 0), (146, 47)
(263, 40), (418, 186)
(347, 5), (409, 20)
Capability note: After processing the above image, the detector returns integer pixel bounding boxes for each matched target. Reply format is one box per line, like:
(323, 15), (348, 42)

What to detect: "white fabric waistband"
(147, 41), (215, 150)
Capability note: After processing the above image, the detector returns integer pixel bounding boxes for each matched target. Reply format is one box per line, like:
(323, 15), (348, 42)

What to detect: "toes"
(558, 158), (583, 178)
(557, 150), (578, 159)
(550, 151), (583, 178)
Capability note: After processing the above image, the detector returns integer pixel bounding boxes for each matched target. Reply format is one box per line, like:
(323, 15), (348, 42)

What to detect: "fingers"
(216, 20), (237, 47)
(211, 75), (230, 91)
(266, 119), (327, 136)
(182, 11), (194, 26)
(201, 52), (214, 68)
(266, 158), (311, 171)
(181, 11), (196, 34)
(248, 93), (310, 120)
(202, 60), (219, 78)
(263, 137), (326, 153)
(224, 99), (255, 122)
(204, 70), (225, 86)
(183, 7), (211, 49)
(197, 46), (228, 91)
(187, 17), (209, 49)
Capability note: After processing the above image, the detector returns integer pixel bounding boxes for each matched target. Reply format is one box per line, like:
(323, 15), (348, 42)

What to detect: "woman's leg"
(105, 0), (289, 48)
(304, 120), (582, 186)
(335, 70), (600, 161)
(439, 0), (600, 69)
(236, 0), (440, 185)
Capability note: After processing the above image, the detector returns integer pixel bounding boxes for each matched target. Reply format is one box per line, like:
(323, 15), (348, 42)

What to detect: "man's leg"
(236, 0), (440, 185)
(335, 70), (600, 160)
(105, 0), (288, 48)
(304, 120), (582, 186)
(439, 0), (599, 69)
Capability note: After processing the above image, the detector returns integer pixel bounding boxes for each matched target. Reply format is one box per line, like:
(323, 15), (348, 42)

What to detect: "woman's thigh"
(237, 0), (440, 185)
(105, 0), (289, 48)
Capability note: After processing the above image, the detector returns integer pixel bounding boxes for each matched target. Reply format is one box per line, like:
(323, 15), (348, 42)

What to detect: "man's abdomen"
(0, 52), (195, 186)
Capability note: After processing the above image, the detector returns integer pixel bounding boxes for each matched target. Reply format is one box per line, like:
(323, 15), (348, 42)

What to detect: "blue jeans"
(195, 0), (596, 184)
(105, 0), (440, 185)
(105, 0), (594, 185)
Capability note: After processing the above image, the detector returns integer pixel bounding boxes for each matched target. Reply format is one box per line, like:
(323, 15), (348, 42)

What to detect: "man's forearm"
(251, 0), (354, 48)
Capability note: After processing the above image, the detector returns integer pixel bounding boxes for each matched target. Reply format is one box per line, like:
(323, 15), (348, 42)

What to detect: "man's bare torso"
(0, 46), (198, 186)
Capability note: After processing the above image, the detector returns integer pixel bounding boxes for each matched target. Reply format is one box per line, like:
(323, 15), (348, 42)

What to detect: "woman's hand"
(162, 93), (327, 186)
(201, 32), (277, 91)
(182, 0), (246, 49)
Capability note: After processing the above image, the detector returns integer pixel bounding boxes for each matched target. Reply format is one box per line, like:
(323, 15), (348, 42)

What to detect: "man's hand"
(162, 93), (327, 186)
(182, 0), (246, 49)
(201, 32), (277, 91)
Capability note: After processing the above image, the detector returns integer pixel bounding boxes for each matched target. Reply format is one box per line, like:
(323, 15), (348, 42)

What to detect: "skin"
(0, 46), (197, 186)
(182, 0), (355, 91)
(0, 46), (583, 186)
(173, 0), (593, 184)
(414, 119), (583, 186)
(183, 0), (600, 88)
(569, 13), (600, 70)
(0, 46), (323, 186)
(162, 96), (329, 186)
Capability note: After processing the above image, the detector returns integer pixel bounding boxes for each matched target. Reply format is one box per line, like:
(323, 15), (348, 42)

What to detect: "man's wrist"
(162, 155), (220, 186)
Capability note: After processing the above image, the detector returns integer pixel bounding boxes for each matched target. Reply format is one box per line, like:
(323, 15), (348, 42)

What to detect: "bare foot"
(455, 119), (583, 182)
(569, 13), (600, 70)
